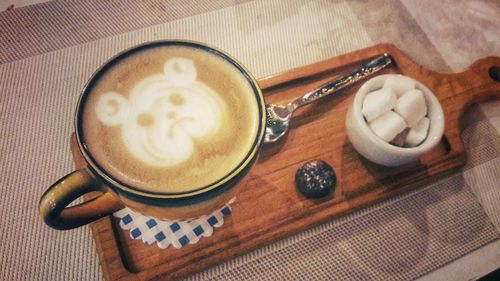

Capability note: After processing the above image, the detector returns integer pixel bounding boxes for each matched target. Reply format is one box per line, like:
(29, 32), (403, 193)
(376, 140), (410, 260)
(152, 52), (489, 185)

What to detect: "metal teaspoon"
(264, 53), (393, 143)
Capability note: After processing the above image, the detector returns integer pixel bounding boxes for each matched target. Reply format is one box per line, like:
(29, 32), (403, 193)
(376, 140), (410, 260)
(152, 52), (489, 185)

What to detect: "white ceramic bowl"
(345, 74), (445, 166)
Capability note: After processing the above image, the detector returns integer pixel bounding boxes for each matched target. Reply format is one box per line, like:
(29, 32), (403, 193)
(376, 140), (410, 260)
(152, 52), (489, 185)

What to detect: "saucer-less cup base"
(346, 74), (445, 167)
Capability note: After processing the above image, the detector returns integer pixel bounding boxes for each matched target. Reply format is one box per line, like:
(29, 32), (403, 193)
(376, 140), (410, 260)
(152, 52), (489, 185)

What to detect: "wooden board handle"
(448, 56), (500, 106)
(427, 56), (500, 165)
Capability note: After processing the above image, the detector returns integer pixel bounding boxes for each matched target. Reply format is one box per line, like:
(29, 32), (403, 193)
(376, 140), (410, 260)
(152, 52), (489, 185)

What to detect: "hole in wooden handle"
(488, 66), (500, 82)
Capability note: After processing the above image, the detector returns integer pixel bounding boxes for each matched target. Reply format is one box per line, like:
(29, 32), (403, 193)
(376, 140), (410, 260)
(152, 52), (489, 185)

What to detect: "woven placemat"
(1, 1), (499, 280)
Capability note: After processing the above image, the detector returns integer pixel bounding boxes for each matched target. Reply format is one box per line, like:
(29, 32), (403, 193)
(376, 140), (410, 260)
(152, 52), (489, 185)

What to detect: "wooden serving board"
(72, 44), (500, 281)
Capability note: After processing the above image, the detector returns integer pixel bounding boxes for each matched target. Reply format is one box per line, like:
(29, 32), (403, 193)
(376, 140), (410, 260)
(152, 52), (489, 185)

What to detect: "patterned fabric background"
(0, 0), (499, 280)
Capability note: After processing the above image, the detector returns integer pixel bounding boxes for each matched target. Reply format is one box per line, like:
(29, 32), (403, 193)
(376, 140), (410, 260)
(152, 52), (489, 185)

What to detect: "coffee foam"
(95, 58), (225, 167)
(82, 45), (259, 193)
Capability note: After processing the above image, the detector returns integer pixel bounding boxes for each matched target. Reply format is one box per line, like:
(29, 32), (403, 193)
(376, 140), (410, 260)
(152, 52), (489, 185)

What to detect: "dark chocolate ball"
(295, 160), (336, 198)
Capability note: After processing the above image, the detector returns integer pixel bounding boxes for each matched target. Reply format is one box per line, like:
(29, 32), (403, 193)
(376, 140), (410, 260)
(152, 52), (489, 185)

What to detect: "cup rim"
(352, 74), (445, 156)
(75, 40), (266, 199)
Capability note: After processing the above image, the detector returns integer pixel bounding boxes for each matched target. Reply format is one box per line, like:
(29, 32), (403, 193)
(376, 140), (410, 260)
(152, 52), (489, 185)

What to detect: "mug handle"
(39, 169), (123, 230)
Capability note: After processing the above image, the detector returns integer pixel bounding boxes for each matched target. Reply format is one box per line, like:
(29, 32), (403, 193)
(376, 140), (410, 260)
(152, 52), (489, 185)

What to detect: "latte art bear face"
(95, 58), (226, 167)
(82, 44), (259, 193)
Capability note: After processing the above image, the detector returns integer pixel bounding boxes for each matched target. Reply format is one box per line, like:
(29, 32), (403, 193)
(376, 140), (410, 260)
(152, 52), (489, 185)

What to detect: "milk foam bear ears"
(164, 58), (197, 86)
(95, 58), (225, 167)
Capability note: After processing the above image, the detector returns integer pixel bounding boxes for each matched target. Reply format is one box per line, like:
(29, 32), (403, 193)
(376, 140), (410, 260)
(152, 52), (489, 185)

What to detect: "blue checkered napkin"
(113, 197), (235, 249)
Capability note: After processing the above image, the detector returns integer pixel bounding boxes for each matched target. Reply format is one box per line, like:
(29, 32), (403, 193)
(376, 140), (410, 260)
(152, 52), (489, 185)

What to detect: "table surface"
(0, 1), (499, 281)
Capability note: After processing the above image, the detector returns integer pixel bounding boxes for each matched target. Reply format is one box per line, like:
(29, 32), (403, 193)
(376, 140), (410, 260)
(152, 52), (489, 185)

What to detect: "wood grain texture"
(71, 44), (500, 281)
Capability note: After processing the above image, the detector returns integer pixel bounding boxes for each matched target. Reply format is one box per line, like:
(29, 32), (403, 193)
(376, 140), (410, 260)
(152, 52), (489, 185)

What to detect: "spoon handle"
(290, 54), (393, 109)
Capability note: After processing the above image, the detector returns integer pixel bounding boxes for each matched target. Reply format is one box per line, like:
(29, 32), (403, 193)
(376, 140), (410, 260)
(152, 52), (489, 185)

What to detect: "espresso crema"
(81, 44), (260, 194)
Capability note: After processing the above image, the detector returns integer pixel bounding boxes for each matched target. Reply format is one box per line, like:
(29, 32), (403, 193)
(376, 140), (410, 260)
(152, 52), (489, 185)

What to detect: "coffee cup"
(39, 41), (266, 230)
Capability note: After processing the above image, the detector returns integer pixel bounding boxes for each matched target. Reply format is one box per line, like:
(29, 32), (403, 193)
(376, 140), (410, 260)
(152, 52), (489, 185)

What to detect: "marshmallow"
(394, 89), (427, 128)
(362, 88), (397, 122)
(404, 117), (430, 147)
(369, 110), (407, 142)
(384, 76), (416, 97)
